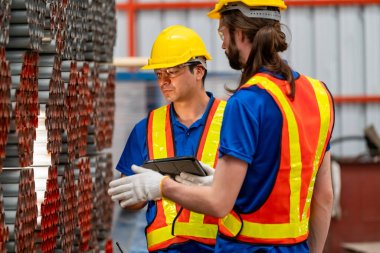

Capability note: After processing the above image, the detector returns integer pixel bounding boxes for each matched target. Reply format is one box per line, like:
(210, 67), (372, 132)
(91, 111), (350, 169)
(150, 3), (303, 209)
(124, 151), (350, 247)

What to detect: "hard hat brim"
(141, 54), (212, 70)
(207, 0), (287, 20)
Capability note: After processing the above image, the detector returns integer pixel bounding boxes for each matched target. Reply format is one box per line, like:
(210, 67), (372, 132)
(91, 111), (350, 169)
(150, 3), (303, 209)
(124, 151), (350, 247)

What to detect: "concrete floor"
(112, 204), (148, 253)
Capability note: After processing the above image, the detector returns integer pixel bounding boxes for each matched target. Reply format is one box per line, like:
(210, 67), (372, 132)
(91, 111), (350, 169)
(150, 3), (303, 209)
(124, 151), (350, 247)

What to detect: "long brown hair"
(222, 10), (295, 99)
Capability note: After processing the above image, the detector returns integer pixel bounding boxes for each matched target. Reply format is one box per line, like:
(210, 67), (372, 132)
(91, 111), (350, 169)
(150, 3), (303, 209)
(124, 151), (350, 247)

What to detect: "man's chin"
(163, 95), (175, 103)
(225, 53), (242, 70)
(228, 61), (242, 70)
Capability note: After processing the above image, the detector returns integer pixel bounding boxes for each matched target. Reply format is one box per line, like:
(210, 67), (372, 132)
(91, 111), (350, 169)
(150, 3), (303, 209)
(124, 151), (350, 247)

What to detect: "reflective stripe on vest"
(173, 100), (226, 243)
(219, 74), (334, 244)
(146, 99), (226, 251)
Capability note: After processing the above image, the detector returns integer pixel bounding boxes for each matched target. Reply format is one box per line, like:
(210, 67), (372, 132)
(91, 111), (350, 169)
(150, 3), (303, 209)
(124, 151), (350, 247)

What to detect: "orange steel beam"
(117, 2), (214, 11)
(128, 0), (136, 57)
(287, 0), (380, 6)
(334, 96), (380, 104)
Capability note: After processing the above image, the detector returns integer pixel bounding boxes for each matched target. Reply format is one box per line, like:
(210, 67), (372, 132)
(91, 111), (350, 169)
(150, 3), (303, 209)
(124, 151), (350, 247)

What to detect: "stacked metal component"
(85, 0), (117, 62)
(0, 0), (117, 251)
(76, 158), (93, 252)
(91, 154), (114, 246)
(63, 61), (79, 163)
(57, 165), (77, 252)
(45, 0), (66, 56)
(7, 51), (39, 168)
(35, 166), (60, 252)
(43, 56), (65, 165)
(62, 61), (94, 163)
(77, 63), (92, 158)
(0, 185), (10, 252)
(89, 157), (102, 251)
(1, 168), (37, 252)
(104, 67), (116, 148)
(91, 64), (116, 151)
(0, 0), (12, 46)
(62, 0), (88, 61)
(0, 48), (12, 171)
(102, 0), (117, 62)
(8, 0), (49, 51)
(99, 154), (114, 236)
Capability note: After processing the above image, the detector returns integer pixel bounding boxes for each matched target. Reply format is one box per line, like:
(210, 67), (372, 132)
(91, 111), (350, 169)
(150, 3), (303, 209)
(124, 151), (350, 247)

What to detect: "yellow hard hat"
(141, 25), (212, 70)
(208, 0), (287, 19)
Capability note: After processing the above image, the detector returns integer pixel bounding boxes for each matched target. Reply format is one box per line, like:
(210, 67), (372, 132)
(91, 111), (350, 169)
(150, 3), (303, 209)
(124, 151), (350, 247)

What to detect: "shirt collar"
(170, 91), (215, 129)
(258, 66), (300, 80)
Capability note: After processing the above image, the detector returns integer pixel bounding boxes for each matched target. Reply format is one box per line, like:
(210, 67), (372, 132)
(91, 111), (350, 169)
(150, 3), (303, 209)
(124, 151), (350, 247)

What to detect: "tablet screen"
(143, 156), (206, 177)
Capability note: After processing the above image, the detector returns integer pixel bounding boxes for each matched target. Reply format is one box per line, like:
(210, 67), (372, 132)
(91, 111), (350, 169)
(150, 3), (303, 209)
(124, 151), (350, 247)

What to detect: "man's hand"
(175, 162), (215, 186)
(108, 165), (165, 207)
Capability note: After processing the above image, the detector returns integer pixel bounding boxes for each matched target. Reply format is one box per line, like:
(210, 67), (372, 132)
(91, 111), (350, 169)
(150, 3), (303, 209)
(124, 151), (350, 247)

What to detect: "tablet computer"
(142, 156), (206, 178)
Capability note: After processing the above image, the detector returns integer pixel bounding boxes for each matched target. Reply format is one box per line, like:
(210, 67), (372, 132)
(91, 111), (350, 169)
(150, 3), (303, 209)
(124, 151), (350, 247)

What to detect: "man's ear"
(235, 28), (245, 43)
(195, 66), (205, 81)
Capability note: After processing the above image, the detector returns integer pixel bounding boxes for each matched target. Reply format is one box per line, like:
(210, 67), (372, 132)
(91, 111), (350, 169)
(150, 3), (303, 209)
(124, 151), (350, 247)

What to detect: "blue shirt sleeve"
(219, 93), (259, 164)
(116, 119), (148, 176)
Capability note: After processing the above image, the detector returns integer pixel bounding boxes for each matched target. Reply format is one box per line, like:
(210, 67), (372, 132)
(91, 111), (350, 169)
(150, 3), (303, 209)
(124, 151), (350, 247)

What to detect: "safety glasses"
(154, 62), (198, 80)
(218, 26), (226, 42)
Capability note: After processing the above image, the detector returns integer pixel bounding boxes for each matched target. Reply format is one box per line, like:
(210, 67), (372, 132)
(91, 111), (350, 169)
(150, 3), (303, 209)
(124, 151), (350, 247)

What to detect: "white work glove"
(108, 165), (166, 208)
(175, 161), (215, 186)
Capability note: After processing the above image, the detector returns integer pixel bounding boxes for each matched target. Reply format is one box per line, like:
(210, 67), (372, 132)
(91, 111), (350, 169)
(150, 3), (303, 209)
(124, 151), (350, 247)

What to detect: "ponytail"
(223, 11), (295, 99)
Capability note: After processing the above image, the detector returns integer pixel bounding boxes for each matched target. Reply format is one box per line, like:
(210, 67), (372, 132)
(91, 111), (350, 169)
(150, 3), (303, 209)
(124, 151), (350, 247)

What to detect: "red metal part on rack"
(37, 166), (60, 253)
(15, 51), (39, 167)
(0, 168), (37, 252)
(105, 239), (113, 253)
(58, 165), (77, 252)
(0, 47), (11, 171)
(77, 158), (93, 251)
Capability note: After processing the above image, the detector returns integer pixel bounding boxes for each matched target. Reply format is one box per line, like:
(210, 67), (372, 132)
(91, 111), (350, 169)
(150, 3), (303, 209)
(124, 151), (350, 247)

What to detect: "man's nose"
(221, 40), (226, 50)
(158, 75), (171, 86)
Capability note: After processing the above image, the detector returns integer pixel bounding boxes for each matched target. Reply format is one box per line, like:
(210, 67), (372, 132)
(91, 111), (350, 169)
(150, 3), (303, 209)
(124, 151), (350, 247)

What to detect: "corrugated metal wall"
(114, 2), (380, 158)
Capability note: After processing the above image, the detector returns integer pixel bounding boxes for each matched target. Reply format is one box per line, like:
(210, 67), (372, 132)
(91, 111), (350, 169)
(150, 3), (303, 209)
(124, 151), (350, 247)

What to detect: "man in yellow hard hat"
(109, 1), (335, 253)
(108, 25), (225, 252)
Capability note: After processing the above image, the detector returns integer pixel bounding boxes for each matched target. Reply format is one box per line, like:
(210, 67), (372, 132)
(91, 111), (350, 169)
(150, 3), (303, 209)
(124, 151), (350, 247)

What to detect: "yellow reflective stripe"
(152, 106), (168, 159)
(302, 77), (331, 219)
(240, 218), (309, 239)
(151, 101), (225, 242)
(188, 212), (204, 225)
(201, 100), (226, 167)
(221, 213), (242, 236)
(151, 106), (178, 225)
(189, 101), (226, 225)
(162, 197), (178, 224)
(147, 225), (175, 248)
(221, 212), (309, 239)
(173, 222), (218, 239)
(249, 76), (302, 224)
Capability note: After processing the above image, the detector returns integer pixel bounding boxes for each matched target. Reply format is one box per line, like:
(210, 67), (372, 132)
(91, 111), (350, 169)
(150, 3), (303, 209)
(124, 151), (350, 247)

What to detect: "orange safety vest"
(145, 99), (226, 252)
(218, 73), (334, 245)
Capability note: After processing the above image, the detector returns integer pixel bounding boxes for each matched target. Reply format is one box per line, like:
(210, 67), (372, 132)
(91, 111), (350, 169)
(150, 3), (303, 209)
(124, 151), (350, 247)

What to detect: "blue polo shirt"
(116, 92), (217, 253)
(216, 69), (325, 252)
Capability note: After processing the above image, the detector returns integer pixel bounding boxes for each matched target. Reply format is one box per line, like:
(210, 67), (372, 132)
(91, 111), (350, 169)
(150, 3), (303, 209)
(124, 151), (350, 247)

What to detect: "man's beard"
(226, 38), (243, 70)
